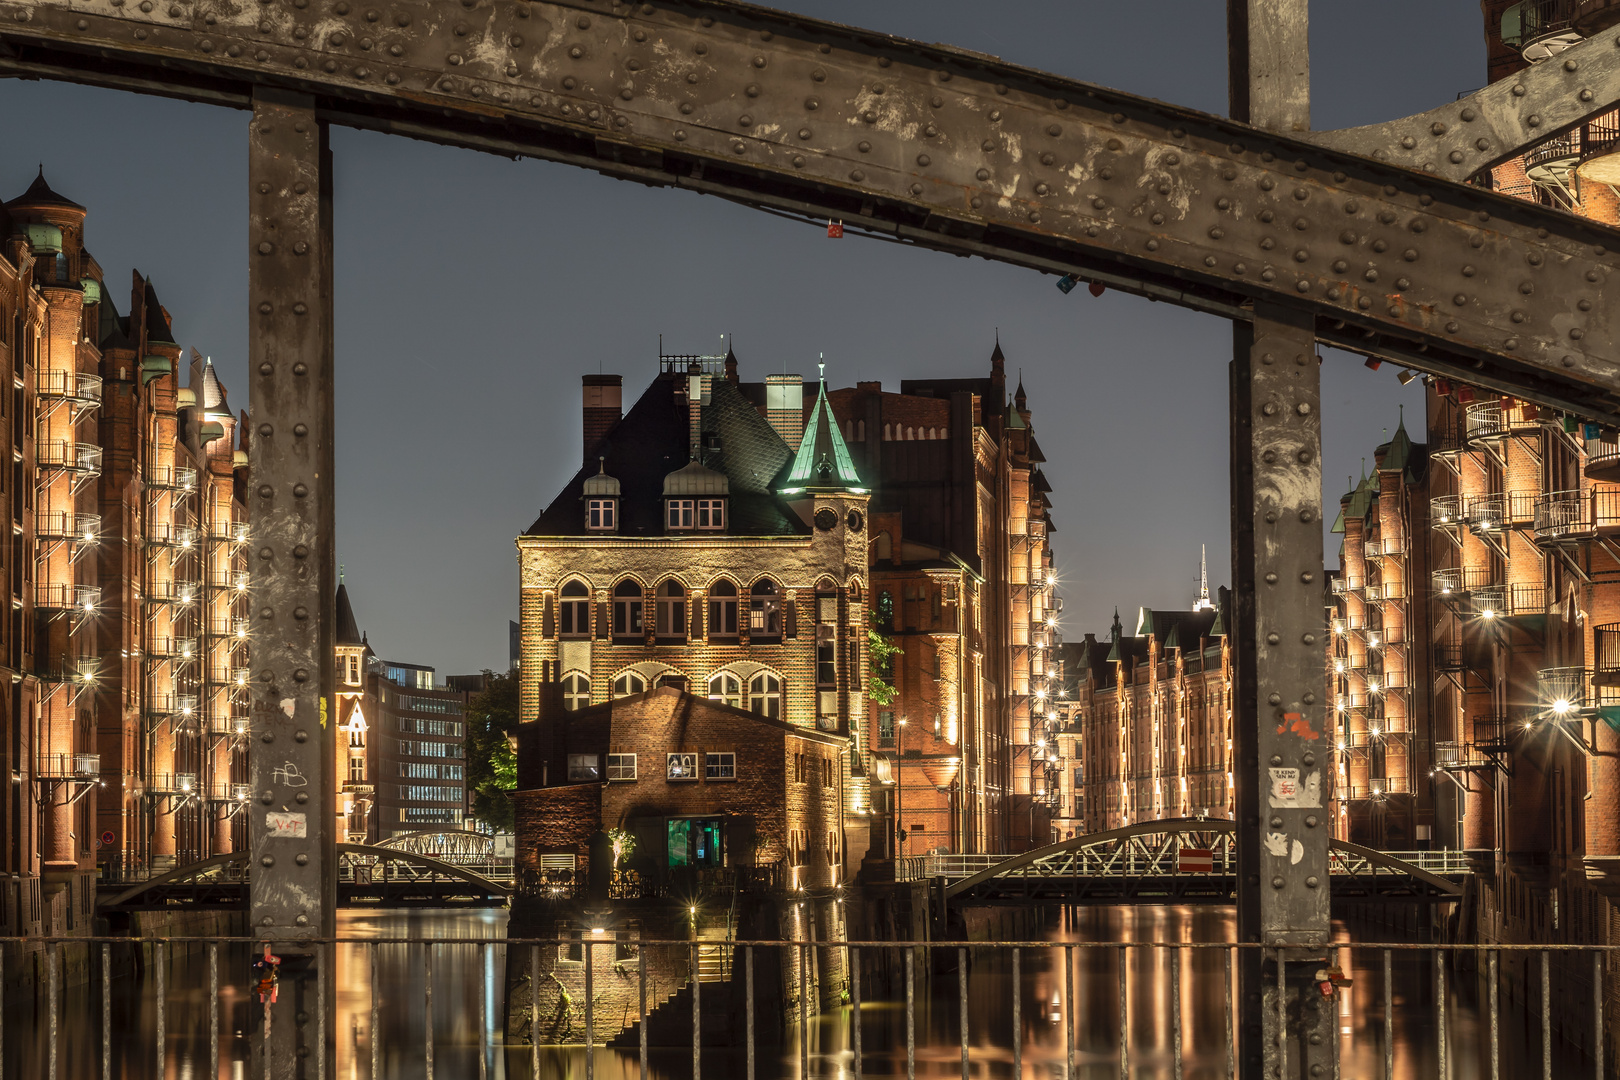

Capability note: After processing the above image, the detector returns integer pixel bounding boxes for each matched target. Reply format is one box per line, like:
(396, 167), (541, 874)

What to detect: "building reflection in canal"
(0, 905), (1600, 1077)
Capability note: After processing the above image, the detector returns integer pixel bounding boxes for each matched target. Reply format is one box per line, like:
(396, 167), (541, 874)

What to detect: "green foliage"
(867, 629), (901, 707)
(464, 669), (520, 832)
(607, 827), (636, 868)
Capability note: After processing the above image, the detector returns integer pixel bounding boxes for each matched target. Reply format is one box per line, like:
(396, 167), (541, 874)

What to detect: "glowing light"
(1480, 609), (1497, 620)
(1368, 681), (1381, 694)
(1333, 661), (1345, 674)
(1369, 635), (1381, 648)
(1336, 740), (1347, 751)
(1553, 698), (1572, 716)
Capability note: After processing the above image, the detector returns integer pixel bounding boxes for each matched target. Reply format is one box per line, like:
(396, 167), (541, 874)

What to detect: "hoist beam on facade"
(0, 2), (1617, 415)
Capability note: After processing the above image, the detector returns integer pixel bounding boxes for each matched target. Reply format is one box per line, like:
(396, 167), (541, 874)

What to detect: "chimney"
(765, 374), (804, 451)
(524, 682), (567, 788)
(582, 374), (622, 464)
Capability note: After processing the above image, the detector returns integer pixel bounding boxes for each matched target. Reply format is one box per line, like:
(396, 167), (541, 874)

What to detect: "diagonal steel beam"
(0, 1), (1617, 418)
(1310, 27), (1620, 183)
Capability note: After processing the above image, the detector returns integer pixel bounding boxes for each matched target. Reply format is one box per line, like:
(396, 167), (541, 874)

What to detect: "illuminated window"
(708, 671), (742, 708)
(749, 579), (781, 637)
(748, 672), (782, 720)
(561, 672), (590, 711)
(347, 756), (365, 784)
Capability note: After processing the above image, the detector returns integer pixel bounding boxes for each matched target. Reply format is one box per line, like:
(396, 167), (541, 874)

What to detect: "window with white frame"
(666, 499), (694, 529)
(705, 752), (736, 780)
(749, 579), (781, 636)
(561, 672), (590, 711)
(612, 671), (647, 698)
(607, 753), (637, 781)
(697, 498), (725, 529)
(613, 580), (644, 637)
(666, 752), (698, 780)
(559, 580), (591, 637)
(587, 498), (616, 531)
(655, 580), (686, 638)
(708, 671), (742, 708)
(748, 672), (782, 719)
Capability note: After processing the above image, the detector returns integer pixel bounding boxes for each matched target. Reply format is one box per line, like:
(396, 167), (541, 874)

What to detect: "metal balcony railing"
(1343, 775), (1411, 799)
(144, 694), (200, 719)
(1431, 566), (1499, 598)
(36, 510), (100, 542)
(1596, 623), (1620, 676)
(146, 522), (197, 549)
(1430, 495), (1463, 527)
(1538, 666), (1591, 715)
(1465, 492), (1537, 532)
(1330, 617), (1347, 636)
(36, 752), (99, 779)
(148, 465), (197, 491)
(1330, 576), (1351, 596)
(35, 370), (102, 405)
(205, 570), (250, 591)
(205, 520), (250, 544)
(208, 715), (251, 737)
(1501, 0), (1582, 55)
(201, 618), (251, 640)
(37, 441), (102, 477)
(209, 782), (251, 802)
(148, 772), (198, 795)
(1534, 488), (1620, 540)
(38, 657), (100, 683)
(1508, 582), (1548, 616)
(147, 637), (199, 662)
(1363, 583), (1383, 602)
(144, 579), (199, 605)
(36, 583), (100, 612)
(1586, 430), (1620, 481)
(1464, 400), (1541, 443)
(205, 666), (251, 689)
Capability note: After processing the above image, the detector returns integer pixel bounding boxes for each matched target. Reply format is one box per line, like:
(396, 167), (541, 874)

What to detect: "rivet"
(976, 169), (990, 181)
(1446, 321), (1459, 333)
(1305, 877), (1320, 888)
(1268, 692), (1282, 703)
(1296, 402), (1311, 415)
(1343, 199), (1359, 213)
(293, 362), (308, 375)
(258, 424), (273, 437)
(262, 856), (275, 868)
(1262, 403), (1278, 416)
(1403, 249), (1418, 262)
(257, 242), (274, 255)
(1029, 212), (1042, 223)
(1261, 269), (1276, 282)
(1204, 256), (1217, 267)
(910, 184), (923, 196)
(1297, 450), (1312, 463)
(293, 423), (308, 436)
(858, 141), (870, 153)
(1528, 114), (1542, 127)
(1146, 239), (1158, 250)
(293, 302), (308, 315)
(1512, 83), (1526, 96)
(1265, 572), (1279, 584)
(258, 302), (272, 314)
(1571, 328), (1586, 340)
(1395, 278), (1410, 290)
(296, 854), (309, 866)
(1357, 297), (1372, 310)
(257, 484), (273, 499)
(1303, 633), (1316, 645)
(1450, 151), (1465, 163)
(800, 129), (812, 141)
(850, 170), (864, 182)
(732, 142), (746, 155)
(1566, 58), (1580, 71)
(1299, 508), (1314, 522)
(293, 241), (309, 255)
(1272, 876), (1286, 889)
(259, 362), (273, 376)
(1046, 124), (1061, 137)
(294, 669), (310, 683)
(1506, 337), (1520, 350)
(293, 544), (309, 559)
(1564, 355), (1577, 367)
(294, 729), (308, 742)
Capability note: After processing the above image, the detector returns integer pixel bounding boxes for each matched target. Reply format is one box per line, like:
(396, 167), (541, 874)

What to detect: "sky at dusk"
(0, 1), (1479, 674)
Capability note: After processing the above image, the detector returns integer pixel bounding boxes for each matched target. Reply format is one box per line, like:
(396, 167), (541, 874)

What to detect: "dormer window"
(583, 458), (621, 532)
(666, 498), (725, 530)
(587, 498), (617, 531)
(662, 461), (729, 533)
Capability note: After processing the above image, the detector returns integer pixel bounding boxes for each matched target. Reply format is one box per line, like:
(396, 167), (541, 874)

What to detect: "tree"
(867, 629), (901, 707)
(464, 669), (520, 832)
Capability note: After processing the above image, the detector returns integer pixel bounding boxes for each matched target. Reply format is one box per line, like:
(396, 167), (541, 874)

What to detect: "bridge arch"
(101, 843), (510, 910)
(942, 818), (1462, 901)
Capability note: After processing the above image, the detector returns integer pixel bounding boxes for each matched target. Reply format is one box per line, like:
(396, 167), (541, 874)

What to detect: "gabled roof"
(6, 169), (85, 212)
(142, 278), (175, 345)
(527, 372), (804, 537)
(782, 372), (862, 492)
(98, 293), (133, 352)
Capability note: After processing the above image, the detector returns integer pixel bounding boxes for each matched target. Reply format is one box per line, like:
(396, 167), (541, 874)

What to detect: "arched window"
(708, 671), (742, 708)
(883, 423), (892, 441)
(560, 580), (590, 638)
(708, 580), (739, 637)
(613, 580), (644, 638)
(656, 580), (686, 639)
(612, 671), (647, 698)
(876, 591), (894, 631)
(561, 672), (591, 711)
(749, 579), (781, 638)
(748, 672), (782, 719)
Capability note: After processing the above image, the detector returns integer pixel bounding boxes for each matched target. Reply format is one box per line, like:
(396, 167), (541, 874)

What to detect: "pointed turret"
(1193, 545), (1215, 612)
(335, 582), (364, 646)
(6, 168), (85, 213)
(780, 363), (864, 493)
(990, 334), (1006, 407)
(142, 277), (175, 345)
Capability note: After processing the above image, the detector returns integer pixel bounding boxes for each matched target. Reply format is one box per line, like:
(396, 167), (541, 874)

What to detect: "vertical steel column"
(1229, 6), (1326, 1078)
(1230, 306), (1333, 1080)
(246, 85), (336, 1080)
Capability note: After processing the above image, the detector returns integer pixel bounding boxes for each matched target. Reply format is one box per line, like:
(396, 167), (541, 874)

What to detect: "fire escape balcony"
(35, 370), (102, 413)
(36, 583), (100, 615)
(36, 751), (99, 780)
(144, 693), (200, 724)
(204, 520), (250, 546)
(207, 714), (251, 738)
(1534, 488), (1620, 543)
(143, 578), (199, 606)
(37, 441), (102, 493)
(209, 782), (251, 803)
(1431, 495), (1464, 528)
(205, 664), (252, 691)
(201, 617), (251, 641)
(146, 522), (197, 552)
(1432, 566), (1500, 603)
(148, 465), (198, 492)
(1464, 400), (1543, 445)
(147, 772), (198, 796)
(147, 636), (199, 664)
(1465, 492), (1538, 534)
(1587, 430), (1620, 483)
(1502, 1), (1585, 59)
(205, 570), (250, 592)
(1341, 775), (1411, 800)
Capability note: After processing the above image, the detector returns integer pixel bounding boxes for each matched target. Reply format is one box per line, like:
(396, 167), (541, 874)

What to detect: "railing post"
(246, 83), (337, 1080)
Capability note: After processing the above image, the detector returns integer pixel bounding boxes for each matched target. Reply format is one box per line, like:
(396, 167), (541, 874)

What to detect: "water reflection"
(1, 905), (1600, 1078)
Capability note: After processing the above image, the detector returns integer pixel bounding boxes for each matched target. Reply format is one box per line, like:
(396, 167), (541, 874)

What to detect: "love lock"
(1313, 965), (1351, 998)
(253, 943), (282, 1005)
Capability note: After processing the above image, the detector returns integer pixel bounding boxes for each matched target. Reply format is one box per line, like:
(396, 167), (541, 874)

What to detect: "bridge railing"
(5, 935), (1604, 1080)
(900, 846), (1481, 882)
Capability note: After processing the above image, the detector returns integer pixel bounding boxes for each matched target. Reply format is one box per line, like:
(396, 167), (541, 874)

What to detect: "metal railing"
(1596, 623), (1620, 674)
(9, 935), (1610, 1080)
(1464, 399), (1542, 442)
(1431, 494), (1464, 526)
(143, 578), (199, 604)
(1538, 666), (1591, 713)
(35, 510), (99, 542)
(1344, 775), (1412, 798)
(147, 772), (198, 795)
(147, 464), (198, 491)
(35, 583), (99, 612)
(35, 752), (99, 779)
(146, 521), (197, 548)
(35, 369), (103, 404)
(36, 440), (102, 476)
(1534, 488), (1620, 540)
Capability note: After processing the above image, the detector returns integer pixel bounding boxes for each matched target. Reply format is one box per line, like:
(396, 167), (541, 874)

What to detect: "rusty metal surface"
(1310, 28), (1620, 183)
(246, 85), (335, 1076)
(0, 1), (1616, 417)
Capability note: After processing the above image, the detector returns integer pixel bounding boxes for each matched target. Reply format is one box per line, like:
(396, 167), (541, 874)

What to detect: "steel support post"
(246, 86), (337, 1080)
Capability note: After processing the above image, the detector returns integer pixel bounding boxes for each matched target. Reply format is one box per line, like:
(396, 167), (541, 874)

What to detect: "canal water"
(2, 905), (1596, 1078)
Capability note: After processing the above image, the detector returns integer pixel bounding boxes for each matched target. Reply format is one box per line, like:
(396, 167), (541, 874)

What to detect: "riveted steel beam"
(246, 86), (336, 1078)
(1310, 27), (1620, 183)
(0, 1), (1617, 418)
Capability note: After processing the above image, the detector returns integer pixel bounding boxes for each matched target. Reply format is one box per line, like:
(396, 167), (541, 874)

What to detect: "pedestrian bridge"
(898, 819), (1469, 906)
(98, 843), (511, 912)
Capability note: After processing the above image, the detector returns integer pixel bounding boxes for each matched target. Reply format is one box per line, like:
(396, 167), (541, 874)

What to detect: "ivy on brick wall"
(465, 670), (520, 831)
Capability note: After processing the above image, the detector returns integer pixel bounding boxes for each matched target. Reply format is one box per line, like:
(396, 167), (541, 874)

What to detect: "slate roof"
(335, 584), (364, 646)
(142, 278), (175, 344)
(6, 169), (85, 212)
(526, 372), (806, 538)
(98, 293), (133, 352)
(783, 375), (862, 491)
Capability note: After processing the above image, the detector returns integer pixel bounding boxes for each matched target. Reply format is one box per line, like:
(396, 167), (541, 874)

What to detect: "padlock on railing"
(1314, 965), (1351, 998)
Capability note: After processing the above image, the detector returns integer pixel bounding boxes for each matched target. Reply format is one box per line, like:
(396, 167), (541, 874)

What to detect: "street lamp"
(894, 716), (908, 859)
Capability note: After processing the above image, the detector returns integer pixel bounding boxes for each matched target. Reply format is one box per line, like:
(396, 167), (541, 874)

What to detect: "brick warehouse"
(0, 172), (252, 937)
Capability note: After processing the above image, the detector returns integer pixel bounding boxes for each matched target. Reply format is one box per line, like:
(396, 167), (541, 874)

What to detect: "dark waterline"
(3, 906), (1598, 1078)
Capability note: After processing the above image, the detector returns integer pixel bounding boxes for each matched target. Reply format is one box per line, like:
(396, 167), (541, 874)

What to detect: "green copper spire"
(780, 360), (864, 493)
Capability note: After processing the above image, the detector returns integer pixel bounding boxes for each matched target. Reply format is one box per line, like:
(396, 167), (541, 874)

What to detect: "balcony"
(208, 715), (251, 737)
(206, 665), (252, 690)
(36, 752), (99, 779)
(205, 521), (250, 545)
(1330, 576), (1352, 596)
(206, 570), (250, 592)
(148, 465), (197, 492)
(146, 522), (197, 550)
(1586, 430), (1620, 483)
(1343, 776), (1412, 800)
(1594, 623), (1620, 686)
(144, 694), (200, 720)
(1464, 492), (1537, 533)
(148, 637), (199, 663)
(1535, 488), (1620, 542)
(36, 511), (100, 543)
(209, 783), (251, 803)
(37, 440), (102, 478)
(1537, 666), (1591, 717)
(36, 583), (100, 613)
(35, 370), (102, 407)
(1431, 566), (1499, 600)
(144, 579), (199, 605)
(1501, 0), (1583, 59)
(202, 617), (251, 641)
(148, 773), (198, 796)
(39, 657), (99, 684)
(1464, 400), (1542, 444)
(1430, 495), (1463, 528)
